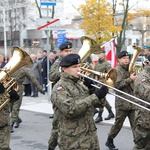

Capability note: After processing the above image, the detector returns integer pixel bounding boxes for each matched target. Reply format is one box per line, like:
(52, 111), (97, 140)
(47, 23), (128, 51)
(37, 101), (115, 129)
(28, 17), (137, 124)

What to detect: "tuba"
(128, 45), (144, 74)
(0, 46), (33, 110)
(78, 36), (117, 86)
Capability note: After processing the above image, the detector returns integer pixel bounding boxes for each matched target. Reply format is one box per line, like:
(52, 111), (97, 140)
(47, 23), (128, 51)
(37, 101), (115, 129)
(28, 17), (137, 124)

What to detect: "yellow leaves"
(78, 0), (121, 45)
(135, 9), (150, 17)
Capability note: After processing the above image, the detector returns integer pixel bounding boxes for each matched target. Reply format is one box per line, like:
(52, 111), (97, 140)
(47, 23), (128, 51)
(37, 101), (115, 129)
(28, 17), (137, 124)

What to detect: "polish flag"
(101, 41), (117, 68)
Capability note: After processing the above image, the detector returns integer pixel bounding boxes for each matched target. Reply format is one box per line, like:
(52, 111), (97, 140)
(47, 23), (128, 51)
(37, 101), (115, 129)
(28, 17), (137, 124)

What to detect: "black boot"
(94, 108), (99, 115)
(15, 117), (22, 128)
(105, 136), (118, 150)
(105, 109), (114, 120)
(95, 112), (103, 123)
(10, 122), (14, 133)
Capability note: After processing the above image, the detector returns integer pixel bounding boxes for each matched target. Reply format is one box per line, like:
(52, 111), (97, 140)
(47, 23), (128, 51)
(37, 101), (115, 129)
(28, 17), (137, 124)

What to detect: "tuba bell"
(0, 46), (33, 110)
(128, 45), (144, 74)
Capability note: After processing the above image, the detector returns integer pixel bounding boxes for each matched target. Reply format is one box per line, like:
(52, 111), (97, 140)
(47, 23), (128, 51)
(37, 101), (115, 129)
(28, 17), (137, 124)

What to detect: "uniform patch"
(57, 87), (63, 91)
(141, 79), (146, 83)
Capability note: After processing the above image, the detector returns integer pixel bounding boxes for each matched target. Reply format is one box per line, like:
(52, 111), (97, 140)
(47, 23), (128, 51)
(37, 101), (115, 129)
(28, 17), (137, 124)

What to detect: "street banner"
(57, 30), (66, 48)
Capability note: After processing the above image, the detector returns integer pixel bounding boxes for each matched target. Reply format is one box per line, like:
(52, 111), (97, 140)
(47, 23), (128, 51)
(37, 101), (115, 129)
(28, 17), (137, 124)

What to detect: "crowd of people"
(0, 41), (150, 150)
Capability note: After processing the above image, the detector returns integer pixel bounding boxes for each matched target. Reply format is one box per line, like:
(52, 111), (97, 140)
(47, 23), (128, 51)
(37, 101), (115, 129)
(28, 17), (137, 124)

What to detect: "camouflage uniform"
(49, 55), (63, 85)
(0, 93), (11, 150)
(133, 65), (150, 150)
(51, 73), (101, 150)
(10, 67), (42, 124)
(92, 58), (113, 118)
(48, 55), (63, 149)
(108, 64), (136, 139)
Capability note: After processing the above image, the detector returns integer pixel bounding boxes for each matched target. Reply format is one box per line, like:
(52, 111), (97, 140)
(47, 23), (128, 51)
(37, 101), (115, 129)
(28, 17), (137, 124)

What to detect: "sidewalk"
(20, 93), (130, 128)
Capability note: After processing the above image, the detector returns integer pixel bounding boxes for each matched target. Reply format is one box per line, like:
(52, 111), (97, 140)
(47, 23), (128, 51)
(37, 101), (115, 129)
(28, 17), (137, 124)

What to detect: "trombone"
(78, 72), (150, 112)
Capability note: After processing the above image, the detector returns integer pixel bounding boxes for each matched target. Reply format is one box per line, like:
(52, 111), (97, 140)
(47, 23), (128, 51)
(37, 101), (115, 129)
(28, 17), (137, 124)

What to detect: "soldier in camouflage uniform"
(0, 82), (19, 150)
(49, 53), (108, 150)
(133, 55), (150, 150)
(48, 41), (72, 150)
(105, 51), (137, 150)
(10, 67), (45, 132)
(92, 50), (114, 123)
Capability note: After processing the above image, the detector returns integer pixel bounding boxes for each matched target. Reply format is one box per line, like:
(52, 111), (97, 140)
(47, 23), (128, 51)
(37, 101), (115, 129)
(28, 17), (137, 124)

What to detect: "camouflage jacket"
(114, 64), (135, 110)
(0, 93), (10, 127)
(51, 73), (101, 137)
(49, 55), (63, 85)
(134, 65), (150, 129)
(93, 58), (111, 82)
(11, 67), (42, 92)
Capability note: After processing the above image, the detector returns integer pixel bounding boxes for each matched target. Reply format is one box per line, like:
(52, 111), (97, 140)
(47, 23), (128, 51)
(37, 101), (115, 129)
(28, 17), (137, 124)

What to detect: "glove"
(83, 77), (95, 89)
(0, 82), (5, 94)
(95, 86), (108, 100)
(39, 89), (45, 95)
(9, 89), (20, 100)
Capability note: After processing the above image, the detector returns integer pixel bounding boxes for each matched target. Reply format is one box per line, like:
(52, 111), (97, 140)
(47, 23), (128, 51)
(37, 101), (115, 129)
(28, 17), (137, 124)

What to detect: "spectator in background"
(41, 50), (47, 92)
(30, 54), (41, 97)
(23, 75), (31, 96)
(0, 55), (6, 69)
(36, 52), (43, 86)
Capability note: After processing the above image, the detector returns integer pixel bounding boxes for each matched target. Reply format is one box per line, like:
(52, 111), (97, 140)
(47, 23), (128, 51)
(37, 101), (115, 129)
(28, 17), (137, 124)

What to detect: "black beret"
(59, 41), (72, 51)
(60, 54), (81, 67)
(43, 50), (47, 53)
(118, 51), (129, 58)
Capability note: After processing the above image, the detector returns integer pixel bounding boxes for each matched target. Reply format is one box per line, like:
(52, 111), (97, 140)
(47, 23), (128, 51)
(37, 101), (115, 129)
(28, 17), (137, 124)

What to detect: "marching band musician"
(133, 55), (150, 150)
(105, 51), (137, 150)
(49, 53), (108, 150)
(0, 82), (19, 150)
(48, 41), (73, 150)
(91, 49), (115, 123)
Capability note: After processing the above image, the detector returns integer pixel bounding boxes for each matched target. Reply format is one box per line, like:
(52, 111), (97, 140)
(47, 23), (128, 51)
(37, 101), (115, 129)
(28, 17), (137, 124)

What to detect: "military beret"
(43, 50), (47, 53)
(59, 41), (72, 51)
(60, 54), (81, 67)
(118, 51), (129, 58)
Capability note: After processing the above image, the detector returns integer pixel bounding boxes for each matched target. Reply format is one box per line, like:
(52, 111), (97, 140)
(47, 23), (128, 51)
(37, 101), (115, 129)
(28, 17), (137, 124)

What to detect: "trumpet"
(78, 72), (150, 111)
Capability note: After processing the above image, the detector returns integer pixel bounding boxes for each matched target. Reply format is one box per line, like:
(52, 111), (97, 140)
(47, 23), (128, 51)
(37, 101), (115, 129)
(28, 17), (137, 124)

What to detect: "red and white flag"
(101, 40), (117, 68)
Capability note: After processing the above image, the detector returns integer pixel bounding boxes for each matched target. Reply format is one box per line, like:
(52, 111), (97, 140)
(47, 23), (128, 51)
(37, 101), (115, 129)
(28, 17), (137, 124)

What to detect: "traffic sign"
(57, 30), (66, 48)
(40, 0), (56, 6)
(36, 18), (60, 30)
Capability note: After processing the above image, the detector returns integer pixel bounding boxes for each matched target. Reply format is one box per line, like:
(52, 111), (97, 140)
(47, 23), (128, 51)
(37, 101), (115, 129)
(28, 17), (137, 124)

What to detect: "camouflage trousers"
(132, 126), (150, 150)
(58, 131), (100, 150)
(109, 109), (135, 139)
(10, 90), (23, 123)
(0, 126), (11, 150)
(98, 98), (112, 113)
(48, 112), (59, 149)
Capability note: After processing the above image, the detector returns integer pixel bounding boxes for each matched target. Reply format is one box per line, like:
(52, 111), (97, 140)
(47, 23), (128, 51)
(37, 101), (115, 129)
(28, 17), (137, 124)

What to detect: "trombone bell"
(80, 67), (117, 86)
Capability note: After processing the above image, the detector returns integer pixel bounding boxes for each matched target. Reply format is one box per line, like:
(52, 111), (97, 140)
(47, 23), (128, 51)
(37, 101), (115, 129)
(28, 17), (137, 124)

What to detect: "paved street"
(9, 93), (134, 150)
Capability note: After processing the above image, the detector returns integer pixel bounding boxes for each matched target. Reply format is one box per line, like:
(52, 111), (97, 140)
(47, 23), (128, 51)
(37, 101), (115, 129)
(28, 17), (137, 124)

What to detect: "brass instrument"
(78, 72), (150, 111)
(80, 67), (117, 86)
(0, 46), (33, 110)
(78, 36), (100, 63)
(78, 36), (117, 86)
(129, 45), (144, 74)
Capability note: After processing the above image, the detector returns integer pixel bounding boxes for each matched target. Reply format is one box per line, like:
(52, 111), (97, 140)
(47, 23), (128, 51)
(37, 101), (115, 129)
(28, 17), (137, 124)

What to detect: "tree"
(78, 0), (121, 46)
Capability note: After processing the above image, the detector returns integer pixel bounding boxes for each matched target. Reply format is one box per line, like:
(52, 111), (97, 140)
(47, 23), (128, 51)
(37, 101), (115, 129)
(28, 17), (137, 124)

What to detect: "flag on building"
(101, 40), (117, 68)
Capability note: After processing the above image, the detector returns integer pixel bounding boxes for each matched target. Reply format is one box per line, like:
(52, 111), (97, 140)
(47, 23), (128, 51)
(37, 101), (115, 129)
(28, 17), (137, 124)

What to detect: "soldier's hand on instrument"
(83, 77), (95, 89)
(9, 89), (20, 100)
(39, 89), (45, 95)
(95, 85), (108, 100)
(0, 82), (5, 94)
(130, 73), (137, 81)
